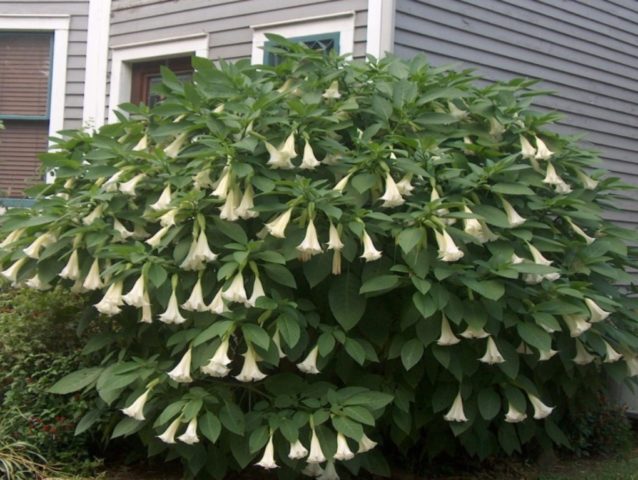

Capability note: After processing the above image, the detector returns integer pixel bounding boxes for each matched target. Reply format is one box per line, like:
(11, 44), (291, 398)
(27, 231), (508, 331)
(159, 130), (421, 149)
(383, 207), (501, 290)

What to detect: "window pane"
(0, 33), (52, 117)
(0, 120), (48, 197)
(264, 32), (340, 66)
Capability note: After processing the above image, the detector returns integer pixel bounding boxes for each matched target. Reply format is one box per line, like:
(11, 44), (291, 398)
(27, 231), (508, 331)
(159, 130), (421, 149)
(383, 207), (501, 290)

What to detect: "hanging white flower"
(333, 172), (353, 192)
(555, 182), (572, 194)
(288, 439), (309, 460)
(177, 417), (200, 445)
(538, 348), (558, 361)
(180, 230), (218, 270)
(437, 314), (460, 346)
(573, 340), (595, 365)
(145, 225), (171, 249)
(95, 281), (124, 316)
(300, 141), (321, 170)
(448, 101), (468, 120)
(256, 433), (278, 469)
(501, 198), (526, 227)
(317, 462), (339, 480)
(103, 170), (124, 192)
(182, 278), (208, 312)
(0, 228), (25, 248)
(133, 134), (148, 151)
(358, 433), (377, 453)
(585, 298), (610, 323)
(59, 250), (81, 281)
(82, 205), (104, 226)
(489, 118), (505, 138)
(208, 288), (226, 315)
(23, 232), (56, 259)
(463, 206), (490, 243)
(603, 340), (623, 363)
(380, 172), (405, 208)
(222, 271), (248, 304)
(562, 314), (591, 338)
(528, 393), (554, 419)
(121, 389), (151, 421)
(322, 80), (341, 99)
(519, 136), (536, 159)
(157, 417), (182, 444)
(201, 338), (232, 377)
(396, 174), (414, 196)
(113, 219), (134, 239)
(510, 253), (525, 265)
(119, 173), (146, 196)
(164, 132), (188, 158)
(219, 188), (240, 222)
(150, 185), (172, 211)
(83, 259), (104, 290)
(235, 344), (267, 382)
(334, 433), (355, 461)
(576, 170), (598, 190)
(326, 223), (344, 251)
(307, 428), (327, 464)
(168, 348), (193, 383)
(504, 403), (527, 423)
(236, 184), (258, 219)
(479, 337), (505, 364)
(323, 152), (341, 166)
(272, 329), (286, 359)
(444, 391), (468, 422)
(626, 357), (638, 377)
(566, 218), (595, 244)
(360, 229), (382, 262)
(210, 167), (231, 199)
(265, 208), (293, 238)
(159, 288), (187, 324)
(534, 136), (553, 160)
(297, 219), (323, 261)
(122, 275), (147, 308)
(26, 274), (51, 291)
(266, 133), (297, 169)
(460, 325), (489, 339)
(245, 275), (265, 308)
(435, 229), (464, 262)
(159, 208), (179, 228)
(141, 295), (152, 323)
(297, 345), (320, 374)
(543, 162), (571, 193)
(193, 169), (213, 190)
(528, 243), (552, 266)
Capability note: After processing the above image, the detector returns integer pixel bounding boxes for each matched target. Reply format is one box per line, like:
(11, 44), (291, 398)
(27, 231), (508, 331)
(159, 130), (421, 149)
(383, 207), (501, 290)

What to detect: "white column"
(366, 0), (396, 58)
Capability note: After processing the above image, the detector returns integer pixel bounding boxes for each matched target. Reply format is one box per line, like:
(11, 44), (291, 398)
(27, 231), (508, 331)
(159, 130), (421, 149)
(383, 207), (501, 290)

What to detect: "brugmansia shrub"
(1, 38), (638, 478)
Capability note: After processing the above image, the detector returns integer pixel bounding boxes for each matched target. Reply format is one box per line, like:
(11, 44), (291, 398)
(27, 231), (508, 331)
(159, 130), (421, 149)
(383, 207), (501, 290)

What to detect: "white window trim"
(108, 34), (208, 123)
(250, 11), (355, 64)
(0, 15), (70, 183)
(366, 0), (395, 58)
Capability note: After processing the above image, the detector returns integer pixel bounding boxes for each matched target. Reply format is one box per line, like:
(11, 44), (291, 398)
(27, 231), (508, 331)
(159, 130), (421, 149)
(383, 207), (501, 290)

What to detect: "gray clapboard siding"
(394, 0), (638, 229)
(0, 0), (89, 129)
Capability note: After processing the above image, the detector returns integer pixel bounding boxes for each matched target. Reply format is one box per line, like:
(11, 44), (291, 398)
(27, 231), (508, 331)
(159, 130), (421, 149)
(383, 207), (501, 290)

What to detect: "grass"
(539, 455), (638, 480)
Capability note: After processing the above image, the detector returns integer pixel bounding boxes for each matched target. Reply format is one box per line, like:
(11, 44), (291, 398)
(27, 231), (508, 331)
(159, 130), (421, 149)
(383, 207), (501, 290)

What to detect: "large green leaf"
(48, 367), (103, 394)
(329, 273), (367, 330)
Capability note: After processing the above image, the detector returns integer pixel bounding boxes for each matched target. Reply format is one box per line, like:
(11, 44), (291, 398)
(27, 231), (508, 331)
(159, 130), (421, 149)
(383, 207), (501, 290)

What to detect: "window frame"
(250, 11), (355, 65)
(263, 31), (341, 67)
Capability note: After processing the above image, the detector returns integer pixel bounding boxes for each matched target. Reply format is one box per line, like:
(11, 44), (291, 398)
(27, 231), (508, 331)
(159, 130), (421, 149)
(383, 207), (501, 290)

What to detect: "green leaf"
(491, 183), (535, 195)
(249, 425), (270, 453)
(242, 324), (270, 350)
(345, 338), (366, 366)
(48, 367), (103, 394)
(546, 420), (571, 448)
(220, 402), (245, 435)
(414, 112), (457, 125)
(462, 278), (505, 301)
(343, 391), (394, 410)
(332, 415), (364, 440)
(343, 406), (376, 426)
(214, 218), (248, 244)
(413, 292), (436, 318)
(200, 412), (222, 443)
(75, 409), (101, 435)
(111, 417), (144, 439)
(193, 320), (234, 346)
(401, 339), (424, 371)
(148, 263), (168, 288)
(397, 228), (424, 254)
(360, 274), (400, 295)
(263, 264), (296, 288)
(277, 314), (301, 348)
(517, 323), (551, 352)
(477, 388), (501, 420)
(329, 273), (367, 330)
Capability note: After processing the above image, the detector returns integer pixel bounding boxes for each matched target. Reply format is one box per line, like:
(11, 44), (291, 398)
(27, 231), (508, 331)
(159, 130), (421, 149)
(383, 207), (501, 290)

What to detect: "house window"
(251, 12), (355, 65)
(263, 32), (340, 66)
(130, 56), (194, 107)
(0, 32), (52, 198)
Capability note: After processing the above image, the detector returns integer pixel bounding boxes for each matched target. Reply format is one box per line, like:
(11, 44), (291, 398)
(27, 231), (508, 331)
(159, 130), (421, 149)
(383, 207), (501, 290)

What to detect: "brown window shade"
(0, 33), (52, 117)
(0, 120), (48, 197)
(131, 56), (193, 107)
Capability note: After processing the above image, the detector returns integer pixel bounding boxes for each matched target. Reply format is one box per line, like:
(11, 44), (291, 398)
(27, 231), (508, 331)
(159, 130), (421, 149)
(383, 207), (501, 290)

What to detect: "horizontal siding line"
(552, 114), (638, 142)
(578, 0), (638, 24)
(533, 97), (637, 126)
(394, 15), (638, 91)
(394, 36), (638, 107)
(606, 0), (638, 15)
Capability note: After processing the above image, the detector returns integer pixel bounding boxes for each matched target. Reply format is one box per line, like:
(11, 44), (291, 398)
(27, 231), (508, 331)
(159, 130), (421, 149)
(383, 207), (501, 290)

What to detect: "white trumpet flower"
(177, 417), (200, 445)
(272, 329), (286, 359)
(504, 402), (527, 423)
(211, 167), (231, 199)
(334, 433), (355, 461)
(585, 298), (610, 323)
(396, 174), (414, 196)
(193, 169), (213, 190)
(360, 229), (382, 262)
(528, 393), (554, 419)
(323, 152), (341, 166)
(0, 228), (25, 248)
(479, 337), (505, 364)
(180, 230), (218, 270)
(83, 259), (104, 290)
(266, 133), (297, 169)
(448, 101), (468, 121)
(300, 141), (321, 170)
(437, 315), (460, 346)
(95, 281), (124, 316)
(164, 132), (188, 158)
(219, 188), (240, 221)
(444, 391), (468, 422)
(222, 272), (248, 304)
(133, 134), (148, 151)
(159, 288), (187, 324)
(235, 344), (267, 382)
(26, 274), (50, 291)
(502, 198), (526, 227)
(119, 173), (145, 196)
(121, 389), (151, 421)
(157, 417), (181, 444)
(538, 349), (558, 361)
(463, 206), (489, 243)
(333, 172), (353, 192)
(141, 295), (152, 323)
(534, 136), (553, 160)
(201, 338), (232, 377)
(297, 346), (320, 374)
(103, 171), (124, 192)
(562, 314), (591, 338)
(566, 218), (595, 244)
(511, 253), (525, 265)
(543, 162), (571, 193)
(322, 80), (341, 99)
(23, 232), (56, 259)
(520, 136), (536, 159)
(236, 185), (258, 219)
(113, 219), (134, 239)
(82, 205), (104, 226)
(327, 223), (344, 251)
(297, 219), (323, 261)
(358, 433), (377, 453)
(288, 439), (309, 460)
(380, 173), (405, 208)
(626, 357), (638, 377)
(603, 340), (623, 363)
(208, 288), (226, 315)
(265, 208), (293, 238)
(307, 428), (326, 464)
(489, 118), (505, 138)
(245, 276), (265, 308)
(528, 243), (552, 266)
(256, 434), (278, 469)
(573, 340), (595, 365)
(318, 462), (339, 480)
(460, 325), (489, 339)
(122, 275), (148, 308)
(159, 208), (178, 227)
(168, 348), (193, 383)
(435, 229), (464, 262)
(59, 250), (80, 281)
(150, 185), (172, 211)
(182, 278), (208, 312)
(145, 225), (171, 249)
(577, 170), (598, 190)
(555, 182), (572, 194)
